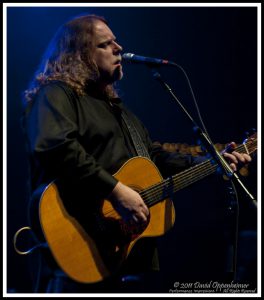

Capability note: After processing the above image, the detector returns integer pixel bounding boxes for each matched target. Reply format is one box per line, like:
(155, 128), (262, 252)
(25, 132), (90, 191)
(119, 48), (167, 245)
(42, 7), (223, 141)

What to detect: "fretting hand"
(223, 142), (252, 172)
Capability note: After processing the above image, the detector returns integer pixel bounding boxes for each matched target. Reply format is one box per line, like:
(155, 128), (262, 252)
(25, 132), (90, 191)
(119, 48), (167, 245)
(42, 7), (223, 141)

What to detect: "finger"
(232, 152), (246, 163)
(131, 215), (139, 223)
(223, 152), (238, 164)
(244, 154), (252, 162)
(232, 152), (252, 164)
(140, 212), (148, 223)
(229, 163), (237, 172)
(229, 142), (237, 149)
(131, 211), (147, 224)
(224, 142), (236, 152)
(233, 152), (252, 163)
(142, 205), (150, 217)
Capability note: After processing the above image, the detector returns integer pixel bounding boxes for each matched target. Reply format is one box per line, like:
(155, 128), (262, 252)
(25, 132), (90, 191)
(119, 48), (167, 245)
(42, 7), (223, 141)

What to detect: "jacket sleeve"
(149, 141), (206, 178)
(24, 83), (118, 204)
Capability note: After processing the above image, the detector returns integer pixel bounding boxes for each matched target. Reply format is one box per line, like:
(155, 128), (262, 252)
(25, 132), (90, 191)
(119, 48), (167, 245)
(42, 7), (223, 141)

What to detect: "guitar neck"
(140, 160), (217, 208)
(140, 134), (257, 208)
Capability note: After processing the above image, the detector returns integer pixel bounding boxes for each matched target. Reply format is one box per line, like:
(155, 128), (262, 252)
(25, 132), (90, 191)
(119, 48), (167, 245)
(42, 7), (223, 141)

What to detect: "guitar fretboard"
(140, 134), (257, 208)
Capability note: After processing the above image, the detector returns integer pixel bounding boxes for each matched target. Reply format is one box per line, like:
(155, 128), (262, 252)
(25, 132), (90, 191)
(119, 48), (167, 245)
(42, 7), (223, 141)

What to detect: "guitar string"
(137, 140), (256, 201)
(142, 140), (256, 207)
(141, 140), (256, 207)
(142, 163), (217, 207)
(102, 161), (216, 217)
(102, 161), (215, 217)
(102, 140), (256, 217)
(102, 141), (256, 217)
(137, 140), (254, 203)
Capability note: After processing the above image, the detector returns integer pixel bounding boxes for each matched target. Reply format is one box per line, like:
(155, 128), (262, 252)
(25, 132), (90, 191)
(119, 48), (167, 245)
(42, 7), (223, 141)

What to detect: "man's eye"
(98, 41), (111, 48)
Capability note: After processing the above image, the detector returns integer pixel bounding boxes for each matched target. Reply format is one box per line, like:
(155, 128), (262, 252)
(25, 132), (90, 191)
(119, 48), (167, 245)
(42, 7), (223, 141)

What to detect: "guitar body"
(37, 157), (175, 283)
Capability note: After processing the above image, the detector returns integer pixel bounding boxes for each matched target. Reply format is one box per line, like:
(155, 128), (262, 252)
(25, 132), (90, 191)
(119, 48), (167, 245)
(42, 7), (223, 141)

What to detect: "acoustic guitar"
(31, 133), (257, 283)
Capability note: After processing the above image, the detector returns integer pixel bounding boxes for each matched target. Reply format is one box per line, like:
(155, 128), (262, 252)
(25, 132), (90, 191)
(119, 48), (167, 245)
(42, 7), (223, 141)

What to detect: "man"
(22, 14), (251, 293)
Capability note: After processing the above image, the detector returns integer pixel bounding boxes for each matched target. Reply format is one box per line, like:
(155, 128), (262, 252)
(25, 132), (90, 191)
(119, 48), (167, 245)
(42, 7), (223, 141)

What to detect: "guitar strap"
(121, 111), (151, 159)
(61, 84), (151, 159)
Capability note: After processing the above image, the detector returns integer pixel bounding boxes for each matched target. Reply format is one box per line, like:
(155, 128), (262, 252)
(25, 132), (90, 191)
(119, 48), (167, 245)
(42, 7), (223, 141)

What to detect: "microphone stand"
(151, 68), (256, 206)
(150, 67), (257, 281)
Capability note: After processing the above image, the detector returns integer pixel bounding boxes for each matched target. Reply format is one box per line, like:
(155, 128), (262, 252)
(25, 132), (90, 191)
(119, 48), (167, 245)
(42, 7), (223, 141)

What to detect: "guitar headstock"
(244, 131), (257, 156)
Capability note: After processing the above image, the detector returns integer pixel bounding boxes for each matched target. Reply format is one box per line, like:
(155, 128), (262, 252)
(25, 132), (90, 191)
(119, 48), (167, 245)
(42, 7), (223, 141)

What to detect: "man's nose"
(113, 41), (123, 53)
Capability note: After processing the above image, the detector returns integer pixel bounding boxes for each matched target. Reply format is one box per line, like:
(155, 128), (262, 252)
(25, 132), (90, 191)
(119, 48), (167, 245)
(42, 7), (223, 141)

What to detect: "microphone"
(122, 53), (176, 66)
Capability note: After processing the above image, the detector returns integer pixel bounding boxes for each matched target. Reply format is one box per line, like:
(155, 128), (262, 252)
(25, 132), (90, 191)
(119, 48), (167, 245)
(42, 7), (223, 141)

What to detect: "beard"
(99, 65), (123, 84)
(113, 65), (123, 81)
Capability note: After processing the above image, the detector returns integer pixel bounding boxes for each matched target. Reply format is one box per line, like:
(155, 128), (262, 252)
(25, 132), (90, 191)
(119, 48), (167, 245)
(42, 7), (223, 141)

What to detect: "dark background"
(6, 6), (258, 293)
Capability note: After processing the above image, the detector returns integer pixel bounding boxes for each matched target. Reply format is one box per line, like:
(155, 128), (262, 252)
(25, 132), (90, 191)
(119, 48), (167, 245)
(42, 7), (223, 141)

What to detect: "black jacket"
(22, 81), (200, 275)
(23, 81), (197, 204)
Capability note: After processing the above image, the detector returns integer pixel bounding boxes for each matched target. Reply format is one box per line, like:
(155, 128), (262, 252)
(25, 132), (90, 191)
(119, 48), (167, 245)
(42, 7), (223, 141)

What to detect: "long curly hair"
(23, 14), (118, 103)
